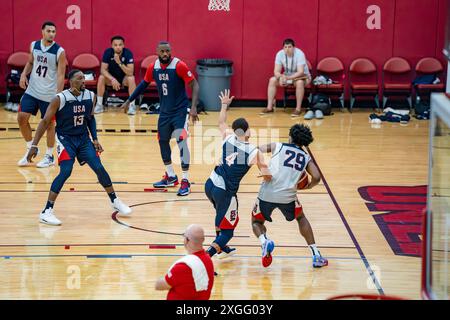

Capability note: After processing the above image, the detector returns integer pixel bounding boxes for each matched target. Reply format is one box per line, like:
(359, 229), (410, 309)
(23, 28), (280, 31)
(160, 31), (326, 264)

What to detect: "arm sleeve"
(86, 114), (98, 141)
(176, 61), (195, 84)
(128, 80), (149, 102)
(165, 263), (190, 287)
(143, 63), (154, 83)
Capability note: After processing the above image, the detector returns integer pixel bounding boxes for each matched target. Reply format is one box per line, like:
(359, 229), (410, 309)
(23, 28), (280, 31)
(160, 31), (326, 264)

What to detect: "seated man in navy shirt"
(95, 35), (137, 115)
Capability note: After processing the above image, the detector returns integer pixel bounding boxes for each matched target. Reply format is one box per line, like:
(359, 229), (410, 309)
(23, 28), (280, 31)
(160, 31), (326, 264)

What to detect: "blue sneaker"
(153, 173), (179, 188)
(312, 255), (328, 268)
(262, 239), (275, 268)
(177, 179), (191, 196)
(217, 246), (236, 260)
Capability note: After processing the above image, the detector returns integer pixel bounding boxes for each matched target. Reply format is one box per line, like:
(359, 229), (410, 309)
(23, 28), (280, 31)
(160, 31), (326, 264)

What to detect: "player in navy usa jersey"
(122, 41), (200, 196)
(27, 70), (132, 226)
(204, 90), (272, 259)
(252, 124), (328, 268)
(18, 21), (66, 168)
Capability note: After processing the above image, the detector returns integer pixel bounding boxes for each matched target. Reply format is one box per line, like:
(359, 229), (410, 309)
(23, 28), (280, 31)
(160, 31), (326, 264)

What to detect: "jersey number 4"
(283, 150), (305, 171)
(35, 65), (48, 78)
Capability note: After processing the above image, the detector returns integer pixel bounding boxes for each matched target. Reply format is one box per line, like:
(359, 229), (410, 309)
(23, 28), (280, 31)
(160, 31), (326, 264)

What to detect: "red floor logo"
(358, 186), (426, 257)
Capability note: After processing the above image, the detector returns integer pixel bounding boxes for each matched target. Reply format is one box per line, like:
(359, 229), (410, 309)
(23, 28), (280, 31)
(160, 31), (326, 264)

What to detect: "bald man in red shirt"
(155, 224), (215, 300)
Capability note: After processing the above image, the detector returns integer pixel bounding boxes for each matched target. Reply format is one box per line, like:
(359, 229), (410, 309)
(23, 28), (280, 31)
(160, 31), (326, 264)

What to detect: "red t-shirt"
(165, 250), (215, 300)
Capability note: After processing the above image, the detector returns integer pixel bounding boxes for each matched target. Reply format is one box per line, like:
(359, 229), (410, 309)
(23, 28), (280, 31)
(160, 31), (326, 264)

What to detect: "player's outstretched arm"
(251, 150), (272, 182)
(26, 96), (60, 162)
(218, 89), (234, 139)
(258, 143), (277, 153)
(120, 80), (150, 112)
(305, 161), (321, 189)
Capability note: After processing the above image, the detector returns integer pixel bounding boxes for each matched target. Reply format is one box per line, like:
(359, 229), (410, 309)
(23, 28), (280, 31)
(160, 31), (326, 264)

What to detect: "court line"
(0, 243), (356, 250)
(0, 190), (329, 195)
(1, 253), (362, 261)
(307, 146), (385, 295)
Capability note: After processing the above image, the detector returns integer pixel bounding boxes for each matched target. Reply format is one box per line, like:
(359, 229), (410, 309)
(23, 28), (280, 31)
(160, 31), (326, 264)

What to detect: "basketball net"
(208, 0), (230, 11)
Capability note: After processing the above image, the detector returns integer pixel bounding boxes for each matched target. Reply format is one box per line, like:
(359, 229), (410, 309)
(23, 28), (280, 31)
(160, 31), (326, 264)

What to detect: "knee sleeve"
(214, 229), (234, 250)
(158, 139), (172, 165)
(87, 157), (112, 188)
(177, 138), (190, 171)
(50, 160), (74, 193)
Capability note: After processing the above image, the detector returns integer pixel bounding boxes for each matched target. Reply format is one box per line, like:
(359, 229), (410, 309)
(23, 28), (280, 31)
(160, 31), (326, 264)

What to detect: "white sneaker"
(39, 208), (62, 226)
(18, 149), (34, 167)
(127, 104), (136, 115)
(304, 110), (315, 120)
(94, 104), (104, 114)
(12, 103), (19, 112)
(315, 110), (324, 119)
(5, 102), (13, 111)
(216, 247), (237, 260)
(112, 197), (132, 216)
(36, 154), (55, 168)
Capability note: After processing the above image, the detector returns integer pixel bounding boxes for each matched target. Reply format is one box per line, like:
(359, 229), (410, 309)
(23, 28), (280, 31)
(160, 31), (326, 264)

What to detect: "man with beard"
(121, 41), (200, 196)
(27, 69), (132, 226)
(17, 21), (66, 168)
(94, 35), (137, 115)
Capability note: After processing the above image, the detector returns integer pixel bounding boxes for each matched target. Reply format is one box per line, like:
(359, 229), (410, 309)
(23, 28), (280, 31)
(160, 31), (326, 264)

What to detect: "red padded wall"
(13, 0), (92, 61)
(393, 0), (439, 66)
(1, 0), (447, 99)
(168, 0), (244, 97)
(0, 0), (14, 93)
(242, 0), (319, 99)
(92, 0), (168, 78)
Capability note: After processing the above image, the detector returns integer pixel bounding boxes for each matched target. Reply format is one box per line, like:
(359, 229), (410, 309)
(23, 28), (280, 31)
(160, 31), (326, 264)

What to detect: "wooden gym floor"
(0, 105), (428, 300)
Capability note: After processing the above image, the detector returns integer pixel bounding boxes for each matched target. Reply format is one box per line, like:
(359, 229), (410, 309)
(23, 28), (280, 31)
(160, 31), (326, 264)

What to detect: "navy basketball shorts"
(205, 178), (239, 230)
(252, 197), (303, 222)
(19, 93), (50, 119)
(55, 132), (99, 166)
(157, 111), (189, 141)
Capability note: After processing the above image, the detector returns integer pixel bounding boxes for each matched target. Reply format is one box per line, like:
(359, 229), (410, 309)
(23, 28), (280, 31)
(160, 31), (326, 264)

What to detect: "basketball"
(297, 172), (309, 190)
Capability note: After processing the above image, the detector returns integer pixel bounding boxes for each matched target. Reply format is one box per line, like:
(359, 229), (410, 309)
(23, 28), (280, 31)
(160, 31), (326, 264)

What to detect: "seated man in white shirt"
(262, 38), (311, 117)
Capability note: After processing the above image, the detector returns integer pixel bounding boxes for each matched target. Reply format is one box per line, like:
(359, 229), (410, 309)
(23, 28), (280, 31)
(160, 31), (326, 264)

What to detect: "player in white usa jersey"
(251, 124), (328, 268)
(17, 21), (66, 168)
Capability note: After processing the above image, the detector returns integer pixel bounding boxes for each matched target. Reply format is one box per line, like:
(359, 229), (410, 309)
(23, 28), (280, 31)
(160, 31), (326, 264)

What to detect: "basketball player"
(27, 70), (132, 226)
(18, 21), (66, 168)
(121, 41), (199, 196)
(205, 90), (272, 259)
(251, 124), (328, 268)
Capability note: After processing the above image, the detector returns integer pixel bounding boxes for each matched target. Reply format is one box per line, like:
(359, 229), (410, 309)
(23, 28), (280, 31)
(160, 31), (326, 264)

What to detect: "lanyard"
(285, 53), (295, 74)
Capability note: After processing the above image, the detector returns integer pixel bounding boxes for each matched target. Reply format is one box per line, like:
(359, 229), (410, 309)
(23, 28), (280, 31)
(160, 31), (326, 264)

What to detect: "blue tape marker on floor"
(4, 256), (10, 259)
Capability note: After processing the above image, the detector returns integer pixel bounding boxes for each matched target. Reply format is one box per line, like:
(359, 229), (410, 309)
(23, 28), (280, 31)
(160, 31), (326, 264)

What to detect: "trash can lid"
(197, 59), (233, 67)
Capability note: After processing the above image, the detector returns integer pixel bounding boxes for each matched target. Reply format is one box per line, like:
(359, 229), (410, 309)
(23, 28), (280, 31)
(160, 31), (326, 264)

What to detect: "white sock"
(182, 171), (189, 180)
(97, 96), (103, 106)
(26, 141), (32, 149)
(309, 244), (320, 256)
(259, 234), (267, 245)
(165, 164), (176, 177)
(46, 147), (53, 156)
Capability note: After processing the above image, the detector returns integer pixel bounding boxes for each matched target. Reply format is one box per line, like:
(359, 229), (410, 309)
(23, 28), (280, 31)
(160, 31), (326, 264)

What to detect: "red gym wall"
(0, 0), (447, 100)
